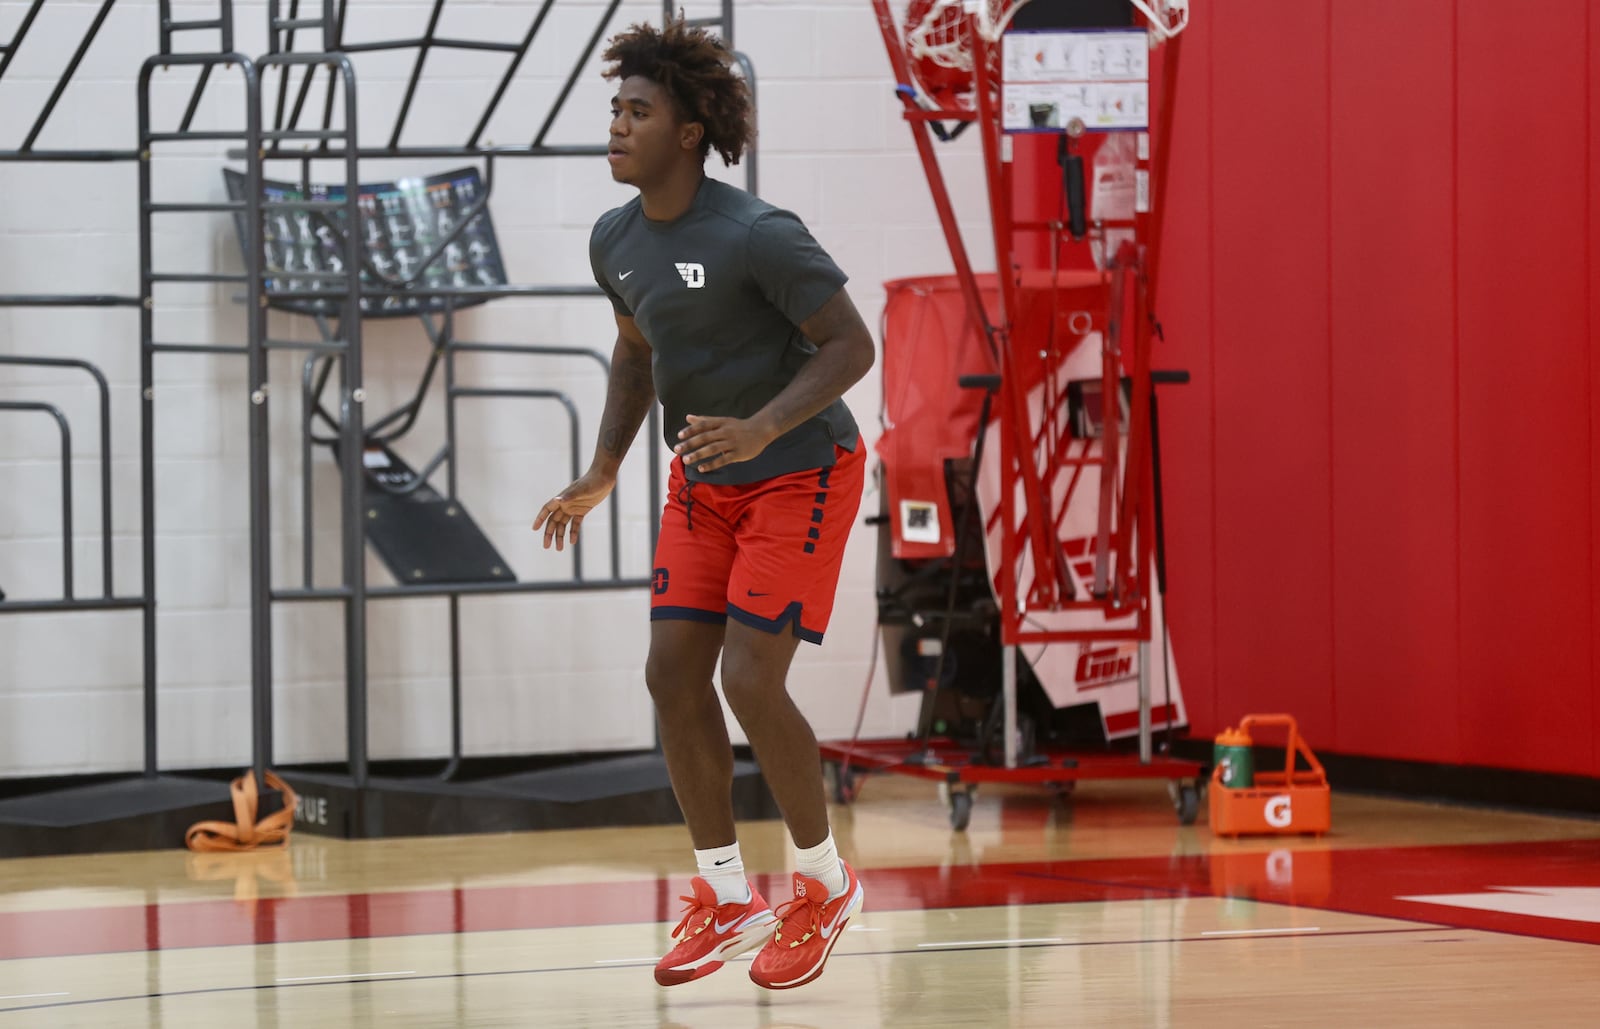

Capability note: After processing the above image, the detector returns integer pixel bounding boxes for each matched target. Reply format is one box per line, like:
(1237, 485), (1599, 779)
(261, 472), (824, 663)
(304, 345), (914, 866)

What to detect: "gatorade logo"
(1264, 794), (1293, 828)
(1265, 849), (1293, 886)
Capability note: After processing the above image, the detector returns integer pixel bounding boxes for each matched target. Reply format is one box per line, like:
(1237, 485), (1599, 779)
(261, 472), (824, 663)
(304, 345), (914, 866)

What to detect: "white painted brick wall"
(0, 0), (980, 775)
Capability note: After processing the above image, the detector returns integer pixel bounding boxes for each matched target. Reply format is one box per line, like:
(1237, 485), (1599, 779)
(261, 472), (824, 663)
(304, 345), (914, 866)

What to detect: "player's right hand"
(532, 471), (615, 552)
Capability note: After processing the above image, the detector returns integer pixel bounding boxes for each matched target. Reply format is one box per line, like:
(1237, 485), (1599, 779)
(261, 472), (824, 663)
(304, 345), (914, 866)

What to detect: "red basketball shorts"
(650, 444), (865, 644)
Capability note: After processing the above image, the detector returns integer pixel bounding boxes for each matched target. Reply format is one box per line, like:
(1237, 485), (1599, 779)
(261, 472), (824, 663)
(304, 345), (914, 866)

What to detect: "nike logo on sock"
(713, 857), (736, 866)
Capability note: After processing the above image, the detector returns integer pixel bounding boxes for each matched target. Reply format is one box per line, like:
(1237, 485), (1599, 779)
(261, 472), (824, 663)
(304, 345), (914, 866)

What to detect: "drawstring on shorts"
(676, 479), (698, 531)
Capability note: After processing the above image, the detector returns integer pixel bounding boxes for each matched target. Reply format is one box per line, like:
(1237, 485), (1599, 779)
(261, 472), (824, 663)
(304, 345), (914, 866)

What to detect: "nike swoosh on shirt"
(619, 269), (634, 280)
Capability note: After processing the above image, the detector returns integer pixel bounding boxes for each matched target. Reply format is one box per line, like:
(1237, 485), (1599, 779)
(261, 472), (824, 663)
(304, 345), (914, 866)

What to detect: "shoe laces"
(670, 891), (717, 941)
(770, 889), (825, 949)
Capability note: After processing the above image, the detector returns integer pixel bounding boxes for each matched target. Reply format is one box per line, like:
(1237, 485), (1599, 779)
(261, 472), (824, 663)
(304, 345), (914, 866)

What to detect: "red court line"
(2, 838), (1597, 961)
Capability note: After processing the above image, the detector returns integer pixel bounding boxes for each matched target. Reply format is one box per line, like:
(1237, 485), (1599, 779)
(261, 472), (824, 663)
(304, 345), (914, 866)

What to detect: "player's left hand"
(675, 414), (776, 474)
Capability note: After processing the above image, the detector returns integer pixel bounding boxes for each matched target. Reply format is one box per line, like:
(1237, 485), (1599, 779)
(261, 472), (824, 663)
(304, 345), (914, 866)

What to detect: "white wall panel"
(0, 0), (986, 775)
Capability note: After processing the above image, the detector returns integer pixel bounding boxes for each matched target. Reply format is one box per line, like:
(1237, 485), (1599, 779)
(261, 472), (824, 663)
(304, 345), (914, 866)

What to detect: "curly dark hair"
(601, 15), (753, 166)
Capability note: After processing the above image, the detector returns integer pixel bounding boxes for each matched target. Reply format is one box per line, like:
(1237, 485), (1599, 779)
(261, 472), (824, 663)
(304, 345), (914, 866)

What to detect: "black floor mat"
(0, 775), (228, 827)
(464, 753), (761, 804)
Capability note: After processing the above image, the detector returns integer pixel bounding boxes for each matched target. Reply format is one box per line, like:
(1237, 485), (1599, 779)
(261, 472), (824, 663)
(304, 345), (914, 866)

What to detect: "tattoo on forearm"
(596, 344), (656, 462)
(616, 354), (653, 396)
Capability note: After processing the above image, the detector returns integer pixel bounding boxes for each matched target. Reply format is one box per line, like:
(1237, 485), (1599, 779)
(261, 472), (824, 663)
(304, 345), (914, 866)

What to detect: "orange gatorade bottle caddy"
(1208, 714), (1331, 837)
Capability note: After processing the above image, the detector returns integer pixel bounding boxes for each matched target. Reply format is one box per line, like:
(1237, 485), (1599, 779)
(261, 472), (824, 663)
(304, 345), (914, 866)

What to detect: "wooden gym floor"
(1, 776), (1596, 1027)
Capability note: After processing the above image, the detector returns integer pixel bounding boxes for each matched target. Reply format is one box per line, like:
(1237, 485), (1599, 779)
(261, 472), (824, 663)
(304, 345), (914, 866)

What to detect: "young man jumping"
(532, 16), (875, 991)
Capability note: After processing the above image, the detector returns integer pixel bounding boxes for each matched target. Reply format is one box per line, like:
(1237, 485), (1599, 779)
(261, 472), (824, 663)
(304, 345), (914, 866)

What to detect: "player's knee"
(644, 655), (714, 714)
(644, 659), (690, 708)
(719, 677), (762, 724)
(645, 620), (724, 711)
(718, 655), (779, 721)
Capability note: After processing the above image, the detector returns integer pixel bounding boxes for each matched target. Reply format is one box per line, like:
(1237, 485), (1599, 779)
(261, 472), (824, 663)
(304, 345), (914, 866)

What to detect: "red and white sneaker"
(653, 877), (776, 986)
(748, 861), (864, 990)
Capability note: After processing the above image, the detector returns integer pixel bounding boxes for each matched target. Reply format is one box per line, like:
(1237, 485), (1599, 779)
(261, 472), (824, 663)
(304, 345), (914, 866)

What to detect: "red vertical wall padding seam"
(1451, 0), (1465, 769)
(1323, 0), (1336, 757)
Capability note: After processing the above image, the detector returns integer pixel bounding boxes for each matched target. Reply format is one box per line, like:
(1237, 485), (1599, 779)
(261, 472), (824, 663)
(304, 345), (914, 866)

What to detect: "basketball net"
(906, 0), (1191, 80)
(905, 0), (1013, 75)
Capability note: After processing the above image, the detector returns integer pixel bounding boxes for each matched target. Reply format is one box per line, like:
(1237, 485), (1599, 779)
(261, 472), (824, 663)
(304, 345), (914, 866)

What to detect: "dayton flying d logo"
(675, 262), (706, 288)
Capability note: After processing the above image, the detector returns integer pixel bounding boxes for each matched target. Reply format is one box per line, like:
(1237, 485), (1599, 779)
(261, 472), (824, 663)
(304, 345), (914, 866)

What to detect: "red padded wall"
(1125, 0), (1598, 773)
(1327, 1), (1460, 763)
(1590, 4), (1600, 776)
(1152, 9), (1219, 735)
(1206, 0), (1335, 743)
(1454, 3), (1593, 774)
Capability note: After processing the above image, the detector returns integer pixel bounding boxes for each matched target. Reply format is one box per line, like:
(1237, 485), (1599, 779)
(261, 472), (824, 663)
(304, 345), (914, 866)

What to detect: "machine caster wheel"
(940, 782), (975, 831)
(1173, 781), (1200, 825)
(949, 790), (973, 831)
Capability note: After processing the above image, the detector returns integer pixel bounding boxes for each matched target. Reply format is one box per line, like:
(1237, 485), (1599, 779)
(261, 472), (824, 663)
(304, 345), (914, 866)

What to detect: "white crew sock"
(794, 830), (847, 898)
(695, 842), (751, 905)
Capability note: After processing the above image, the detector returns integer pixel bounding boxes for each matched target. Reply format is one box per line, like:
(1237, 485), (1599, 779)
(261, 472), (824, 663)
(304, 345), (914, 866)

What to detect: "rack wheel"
(823, 762), (859, 805)
(836, 765), (860, 805)
(1043, 780), (1077, 800)
(1173, 781), (1200, 825)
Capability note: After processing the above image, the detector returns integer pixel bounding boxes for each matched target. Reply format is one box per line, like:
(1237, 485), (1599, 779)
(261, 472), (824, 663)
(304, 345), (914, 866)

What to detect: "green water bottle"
(1213, 727), (1254, 789)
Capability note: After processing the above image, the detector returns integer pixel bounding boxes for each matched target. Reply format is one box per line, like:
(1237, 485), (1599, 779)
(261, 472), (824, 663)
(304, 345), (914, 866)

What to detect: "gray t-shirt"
(589, 178), (861, 485)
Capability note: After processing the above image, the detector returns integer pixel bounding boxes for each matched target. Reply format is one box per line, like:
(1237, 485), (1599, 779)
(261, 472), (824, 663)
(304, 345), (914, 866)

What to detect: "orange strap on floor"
(185, 771), (298, 852)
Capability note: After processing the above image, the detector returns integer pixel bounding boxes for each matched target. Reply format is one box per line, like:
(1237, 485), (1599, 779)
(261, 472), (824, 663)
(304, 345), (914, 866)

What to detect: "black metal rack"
(0, 0), (776, 854)
(0, 0), (243, 854)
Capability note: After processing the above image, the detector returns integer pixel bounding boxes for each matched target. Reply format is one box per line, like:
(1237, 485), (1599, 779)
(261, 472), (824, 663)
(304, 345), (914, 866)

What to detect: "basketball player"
(532, 17), (875, 991)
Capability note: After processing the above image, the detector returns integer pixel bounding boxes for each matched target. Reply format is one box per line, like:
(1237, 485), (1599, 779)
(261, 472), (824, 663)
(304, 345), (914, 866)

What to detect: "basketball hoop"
(1133, 0), (1191, 41)
(902, 0), (1018, 104)
(903, 0), (1191, 104)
